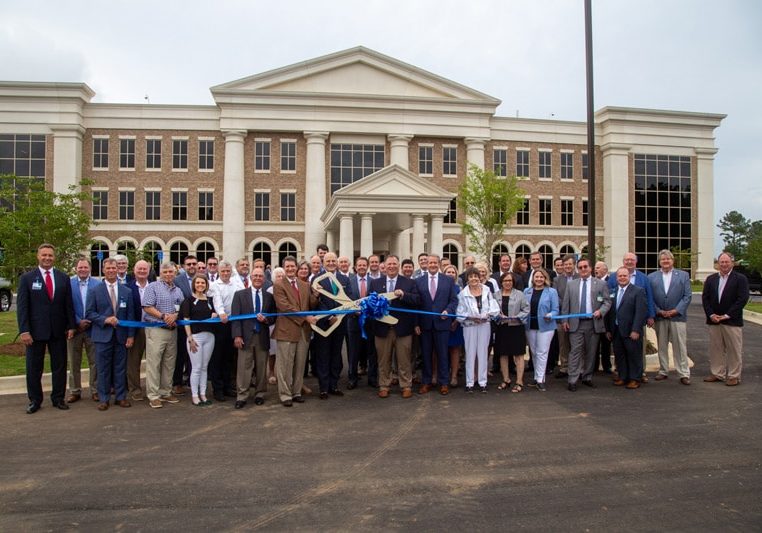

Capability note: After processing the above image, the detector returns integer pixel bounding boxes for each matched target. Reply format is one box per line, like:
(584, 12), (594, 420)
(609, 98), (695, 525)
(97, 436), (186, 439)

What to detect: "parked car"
(0, 277), (11, 312)
(734, 264), (762, 295)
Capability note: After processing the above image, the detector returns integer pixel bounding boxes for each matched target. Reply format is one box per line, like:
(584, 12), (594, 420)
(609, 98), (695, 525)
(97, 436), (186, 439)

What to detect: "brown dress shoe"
(680, 377), (691, 385)
(726, 377), (740, 386)
(118, 399), (132, 408)
(654, 374), (668, 381)
(66, 394), (81, 403)
(613, 379), (625, 386)
(703, 375), (722, 382)
(625, 380), (640, 389)
(418, 384), (432, 394)
(378, 389), (390, 398)
(97, 403), (109, 411)
(91, 393), (100, 402)
(439, 385), (449, 395)
(172, 385), (186, 396)
(401, 388), (413, 399)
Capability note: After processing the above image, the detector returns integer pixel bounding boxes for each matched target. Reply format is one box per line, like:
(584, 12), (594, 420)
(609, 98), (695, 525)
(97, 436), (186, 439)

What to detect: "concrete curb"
(0, 362), (146, 396)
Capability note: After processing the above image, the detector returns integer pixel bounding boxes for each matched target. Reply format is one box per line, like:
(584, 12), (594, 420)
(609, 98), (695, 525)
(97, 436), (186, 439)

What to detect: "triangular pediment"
(211, 46), (499, 104)
(334, 164), (455, 199)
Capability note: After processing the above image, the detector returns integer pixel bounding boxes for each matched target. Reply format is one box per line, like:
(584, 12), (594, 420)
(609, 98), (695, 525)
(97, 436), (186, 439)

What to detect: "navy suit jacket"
(231, 287), (276, 351)
(85, 281), (136, 343)
(702, 270), (749, 327)
(368, 275), (420, 337)
(608, 269), (655, 319)
(346, 274), (366, 334)
(316, 271), (351, 330)
(648, 269), (692, 322)
(175, 272), (193, 299)
(607, 284), (648, 338)
(17, 267), (75, 341)
(415, 272), (458, 331)
(70, 276), (101, 333)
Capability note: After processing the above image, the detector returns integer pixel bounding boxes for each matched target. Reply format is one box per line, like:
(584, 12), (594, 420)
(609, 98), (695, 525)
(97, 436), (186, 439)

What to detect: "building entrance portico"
(321, 164), (455, 260)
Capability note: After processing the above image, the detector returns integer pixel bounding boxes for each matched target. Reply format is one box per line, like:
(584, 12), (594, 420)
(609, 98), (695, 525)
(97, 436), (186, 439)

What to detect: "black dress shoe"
(329, 389), (344, 397)
(282, 399), (293, 407)
(568, 383), (577, 392)
(52, 401), (70, 410)
(224, 389), (237, 398)
(582, 380), (596, 388)
(26, 402), (41, 414)
(254, 397), (264, 406)
(234, 400), (246, 409)
(319, 392), (328, 400)
(346, 381), (357, 390)
(292, 396), (305, 403)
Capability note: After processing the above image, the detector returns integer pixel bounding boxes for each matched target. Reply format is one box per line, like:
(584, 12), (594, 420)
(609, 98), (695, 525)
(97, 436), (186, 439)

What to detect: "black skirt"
(494, 323), (527, 358)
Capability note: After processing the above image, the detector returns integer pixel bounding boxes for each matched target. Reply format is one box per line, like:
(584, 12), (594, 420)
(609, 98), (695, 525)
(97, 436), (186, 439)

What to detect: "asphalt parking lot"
(1, 300), (760, 531)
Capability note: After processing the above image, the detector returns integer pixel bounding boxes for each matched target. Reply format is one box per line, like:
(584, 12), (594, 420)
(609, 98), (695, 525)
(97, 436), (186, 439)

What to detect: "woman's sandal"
(511, 384), (523, 393)
(497, 381), (511, 390)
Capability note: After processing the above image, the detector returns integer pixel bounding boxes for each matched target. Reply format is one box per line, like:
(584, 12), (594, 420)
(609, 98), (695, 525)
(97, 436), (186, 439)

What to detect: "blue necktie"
(580, 278), (588, 314)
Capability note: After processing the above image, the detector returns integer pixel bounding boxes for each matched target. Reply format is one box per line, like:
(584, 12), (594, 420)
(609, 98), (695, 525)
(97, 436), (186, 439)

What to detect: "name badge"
(32, 281), (43, 290)
(119, 299), (127, 309)
(175, 304), (180, 312)
(596, 295), (603, 302)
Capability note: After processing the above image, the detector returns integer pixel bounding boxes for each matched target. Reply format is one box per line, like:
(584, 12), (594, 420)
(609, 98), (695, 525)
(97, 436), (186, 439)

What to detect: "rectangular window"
(582, 153), (590, 180)
(442, 146), (457, 176)
(146, 139), (162, 170)
(172, 140), (188, 170)
(516, 149), (530, 178)
(119, 139), (135, 169)
(0, 134), (46, 179)
(493, 149), (507, 177)
(539, 151), (552, 179)
(92, 190), (108, 220)
(280, 192), (296, 221)
(198, 140), (214, 170)
(561, 152), (573, 179)
(330, 144), (385, 194)
(198, 191), (214, 221)
(145, 191), (161, 220)
(516, 198), (530, 225)
(255, 192), (270, 221)
(561, 199), (574, 226)
(582, 199), (589, 226)
(539, 199), (552, 226)
(172, 191), (188, 221)
(419, 145), (433, 175)
(281, 141), (296, 172)
(255, 140), (270, 171)
(93, 138), (109, 169)
(119, 191), (135, 220)
(444, 198), (457, 224)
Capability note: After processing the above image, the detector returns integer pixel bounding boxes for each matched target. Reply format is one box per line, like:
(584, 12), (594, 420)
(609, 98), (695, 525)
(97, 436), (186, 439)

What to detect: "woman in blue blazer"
(524, 269), (559, 391)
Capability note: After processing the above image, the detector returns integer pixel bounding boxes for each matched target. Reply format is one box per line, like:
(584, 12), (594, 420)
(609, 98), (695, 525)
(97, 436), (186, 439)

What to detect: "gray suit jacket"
(648, 269), (692, 322)
(561, 276), (611, 333)
(552, 274), (578, 302)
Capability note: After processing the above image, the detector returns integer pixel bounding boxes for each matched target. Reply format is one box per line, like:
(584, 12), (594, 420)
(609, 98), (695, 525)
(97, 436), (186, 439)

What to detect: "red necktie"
(45, 270), (54, 300)
(359, 277), (366, 298)
(243, 276), (249, 289)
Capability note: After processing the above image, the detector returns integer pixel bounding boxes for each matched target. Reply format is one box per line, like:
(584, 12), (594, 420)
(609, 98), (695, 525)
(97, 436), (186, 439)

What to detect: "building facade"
(0, 47), (724, 278)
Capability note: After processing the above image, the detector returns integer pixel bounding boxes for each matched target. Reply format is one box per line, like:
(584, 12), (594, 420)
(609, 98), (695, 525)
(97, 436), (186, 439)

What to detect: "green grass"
(746, 302), (762, 314)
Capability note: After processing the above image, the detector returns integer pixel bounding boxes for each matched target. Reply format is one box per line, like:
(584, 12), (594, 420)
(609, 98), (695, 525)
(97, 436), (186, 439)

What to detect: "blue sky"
(1, 0), (760, 248)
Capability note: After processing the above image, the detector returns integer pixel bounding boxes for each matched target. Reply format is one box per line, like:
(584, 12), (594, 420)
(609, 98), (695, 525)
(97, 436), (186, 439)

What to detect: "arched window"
(195, 241), (215, 262)
(142, 241), (163, 275)
(443, 243), (459, 269)
(116, 240), (137, 267)
(252, 241), (271, 265)
(278, 242), (297, 268)
(515, 244), (531, 260)
(560, 244), (577, 258)
(170, 241), (189, 266)
(491, 243), (510, 273)
(538, 244), (554, 271)
(90, 242), (110, 277)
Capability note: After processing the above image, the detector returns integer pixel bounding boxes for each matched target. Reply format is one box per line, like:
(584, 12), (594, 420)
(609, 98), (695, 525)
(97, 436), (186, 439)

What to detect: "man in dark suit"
(346, 256), (377, 389)
(607, 267), (649, 389)
(369, 255), (420, 398)
(415, 254), (458, 395)
(702, 252), (750, 386)
(17, 243), (76, 413)
(172, 254), (197, 395)
(231, 267), (276, 408)
(66, 256), (100, 403)
(114, 254), (135, 285)
(314, 252), (352, 398)
(490, 254), (512, 288)
(86, 257), (135, 410)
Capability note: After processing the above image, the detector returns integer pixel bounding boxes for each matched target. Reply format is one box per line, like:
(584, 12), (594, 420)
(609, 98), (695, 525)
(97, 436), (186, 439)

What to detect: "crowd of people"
(16, 242), (750, 414)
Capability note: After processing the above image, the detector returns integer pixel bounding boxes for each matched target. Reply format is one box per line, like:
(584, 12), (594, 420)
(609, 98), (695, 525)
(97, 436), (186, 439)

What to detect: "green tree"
(458, 164), (526, 262)
(0, 175), (94, 287)
(669, 246), (698, 274)
(717, 210), (751, 259)
(745, 220), (762, 273)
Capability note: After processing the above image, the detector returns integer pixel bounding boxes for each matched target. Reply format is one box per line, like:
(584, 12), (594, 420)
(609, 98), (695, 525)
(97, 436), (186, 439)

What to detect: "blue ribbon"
(358, 293), (391, 339)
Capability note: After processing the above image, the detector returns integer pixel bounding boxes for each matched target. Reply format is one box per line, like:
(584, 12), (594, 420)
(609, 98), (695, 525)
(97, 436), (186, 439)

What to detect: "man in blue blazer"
(67, 257), (101, 403)
(648, 249), (693, 384)
(414, 254), (458, 395)
(607, 267), (649, 389)
(17, 243), (76, 413)
(369, 255), (420, 398)
(86, 257), (135, 410)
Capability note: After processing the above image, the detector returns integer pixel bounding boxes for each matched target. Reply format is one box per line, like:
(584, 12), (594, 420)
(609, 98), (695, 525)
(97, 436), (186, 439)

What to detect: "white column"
(695, 148), (718, 281)
(388, 134), (413, 170)
(50, 125), (85, 195)
(360, 213), (374, 257)
(304, 132), (329, 257)
(326, 230), (336, 255)
(429, 215), (444, 256)
(397, 230), (411, 260)
(339, 215), (355, 259)
(412, 215), (425, 257)
(465, 137), (488, 170)
(222, 130), (247, 263)
(601, 143), (632, 267)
